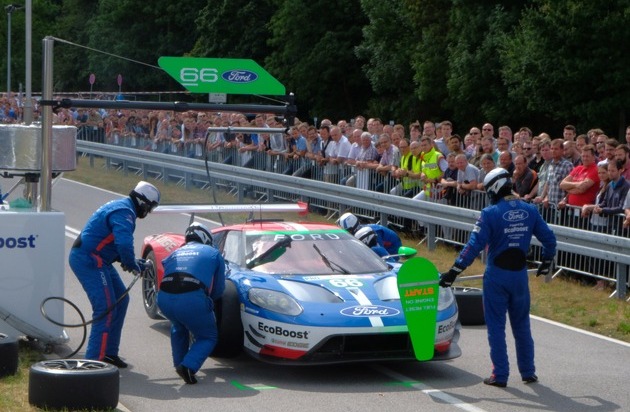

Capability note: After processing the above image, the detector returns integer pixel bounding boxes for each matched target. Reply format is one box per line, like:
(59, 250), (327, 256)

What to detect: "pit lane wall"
(76, 140), (630, 300)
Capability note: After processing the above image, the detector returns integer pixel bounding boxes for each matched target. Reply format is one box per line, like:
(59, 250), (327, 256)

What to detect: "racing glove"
(136, 258), (149, 272)
(121, 259), (145, 273)
(536, 259), (553, 277)
(439, 263), (465, 288)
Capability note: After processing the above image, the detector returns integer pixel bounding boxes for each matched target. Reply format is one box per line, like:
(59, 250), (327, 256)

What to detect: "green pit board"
(397, 257), (440, 361)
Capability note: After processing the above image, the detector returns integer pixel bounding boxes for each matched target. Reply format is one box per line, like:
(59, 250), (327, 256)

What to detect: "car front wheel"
(212, 280), (243, 358)
(142, 251), (163, 320)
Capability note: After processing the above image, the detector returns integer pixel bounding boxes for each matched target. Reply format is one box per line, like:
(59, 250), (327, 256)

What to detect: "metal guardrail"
(76, 140), (629, 300)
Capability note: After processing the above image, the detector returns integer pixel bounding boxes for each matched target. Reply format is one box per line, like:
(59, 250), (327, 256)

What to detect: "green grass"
(0, 343), (44, 412)
(1, 156), (627, 410)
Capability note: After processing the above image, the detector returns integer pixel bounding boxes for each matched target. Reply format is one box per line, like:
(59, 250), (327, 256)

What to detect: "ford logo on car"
(340, 305), (400, 317)
(222, 70), (258, 83)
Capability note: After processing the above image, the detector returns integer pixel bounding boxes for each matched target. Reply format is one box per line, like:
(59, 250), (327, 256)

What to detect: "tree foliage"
(82, 0), (206, 92)
(191, 0), (275, 62)
(265, 0), (370, 122)
(357, 0), (421, 122)
(4, 0), (630, 136)
(501, 0), (630, 135)
(0, 0), (61, 93)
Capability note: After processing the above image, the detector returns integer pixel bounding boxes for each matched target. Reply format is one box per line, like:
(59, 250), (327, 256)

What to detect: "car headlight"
(248, 288), (303, 316)
(438, 286), (455, 311)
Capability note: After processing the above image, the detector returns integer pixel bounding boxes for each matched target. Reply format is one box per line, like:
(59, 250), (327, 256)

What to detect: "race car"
(141, 220), (461, 364)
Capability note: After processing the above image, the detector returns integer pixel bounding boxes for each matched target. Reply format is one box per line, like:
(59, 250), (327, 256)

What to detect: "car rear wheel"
(29, 359), (119, 410)
(453, 286), (485, 326)
(212, 280), (243, 358)
(142, 251), (163, 320)
(0, 333), (19, 377)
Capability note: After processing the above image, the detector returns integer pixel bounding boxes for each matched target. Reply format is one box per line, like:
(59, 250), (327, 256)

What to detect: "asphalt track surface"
(47, 179), (629, 412)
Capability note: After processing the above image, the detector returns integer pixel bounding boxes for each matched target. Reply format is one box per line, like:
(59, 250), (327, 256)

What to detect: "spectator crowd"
(4, 95), (628, 289)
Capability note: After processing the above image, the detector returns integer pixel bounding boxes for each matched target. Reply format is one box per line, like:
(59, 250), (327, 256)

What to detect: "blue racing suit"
(367, 224), (402, 261)
(69, 197), (140, 360)
(157, 242), (226, 374)
(369, 244), (395, 262)
(455, 196), (556, 383)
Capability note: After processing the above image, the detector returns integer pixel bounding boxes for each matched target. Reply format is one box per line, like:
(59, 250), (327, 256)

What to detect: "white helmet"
(355, 226), (377, 248)
(130, 181), (160, 218)
(336, 212), (360, 234)
(483, 168), (512, 204)
(185, 222), (213, 246)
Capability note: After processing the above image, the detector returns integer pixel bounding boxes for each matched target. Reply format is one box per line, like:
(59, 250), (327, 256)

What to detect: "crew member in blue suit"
(440, 168), (556, 388)
(69, 181), (160, 368)
(337, 212), (403, 260)
(157, 222), (226, 385)
(355, 226), (392, 261)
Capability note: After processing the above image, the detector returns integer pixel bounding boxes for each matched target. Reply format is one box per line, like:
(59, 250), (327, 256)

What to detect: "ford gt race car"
(141, 220), (461, 364)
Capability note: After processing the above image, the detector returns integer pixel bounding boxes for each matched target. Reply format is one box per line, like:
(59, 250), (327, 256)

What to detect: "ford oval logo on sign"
(222, 70), (258, 83)
(340, 305), (400, 317)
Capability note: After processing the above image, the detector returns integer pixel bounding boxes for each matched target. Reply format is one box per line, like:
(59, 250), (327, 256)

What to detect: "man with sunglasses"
(69, 181), (160, 367)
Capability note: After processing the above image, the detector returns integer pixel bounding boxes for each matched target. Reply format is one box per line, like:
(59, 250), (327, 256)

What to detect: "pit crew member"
(69, 181), (160, 367)
(337, 212), (403, 260)
(440, 168), (556, 387)
(157, 222), (226, 384)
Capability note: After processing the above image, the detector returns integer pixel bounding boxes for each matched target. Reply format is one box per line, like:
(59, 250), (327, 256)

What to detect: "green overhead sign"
(158, 57), (286, 95)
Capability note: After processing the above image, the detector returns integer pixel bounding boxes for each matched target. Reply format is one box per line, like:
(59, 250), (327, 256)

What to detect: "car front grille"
(303, 332), (416, 362)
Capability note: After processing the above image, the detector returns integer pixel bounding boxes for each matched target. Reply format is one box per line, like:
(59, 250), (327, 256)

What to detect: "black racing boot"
(522, 374), (538, 384)
(102, 354), (128, 368)
(176, 365), (198, 384)
(483, 375), (507, 388)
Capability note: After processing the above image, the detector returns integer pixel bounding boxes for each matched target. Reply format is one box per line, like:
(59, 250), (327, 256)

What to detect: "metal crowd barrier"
(76, 139), (630, 300)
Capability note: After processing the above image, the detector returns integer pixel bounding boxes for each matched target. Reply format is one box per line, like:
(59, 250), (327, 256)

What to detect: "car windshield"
(243, 230), (389, 275)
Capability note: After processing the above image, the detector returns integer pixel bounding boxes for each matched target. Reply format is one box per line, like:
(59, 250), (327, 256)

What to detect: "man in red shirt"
(559, 145), (600, 228)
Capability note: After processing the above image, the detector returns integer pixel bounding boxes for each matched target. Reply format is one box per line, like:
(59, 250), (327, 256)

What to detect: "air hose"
(39, 266), (147, 359)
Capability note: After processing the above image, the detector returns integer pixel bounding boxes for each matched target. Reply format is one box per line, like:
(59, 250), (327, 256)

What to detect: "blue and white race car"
(141, 219), (461, 364)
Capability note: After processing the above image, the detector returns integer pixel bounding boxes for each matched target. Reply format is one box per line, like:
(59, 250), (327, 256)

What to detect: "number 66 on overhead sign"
(158, 56), (286, 95)
(180, 68), (218, 86)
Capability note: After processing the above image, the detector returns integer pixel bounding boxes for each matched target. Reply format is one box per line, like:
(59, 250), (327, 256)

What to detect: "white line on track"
(531, 315), (630, 347)
(370, 364), (488, 412)
(65, 226), (80, 239)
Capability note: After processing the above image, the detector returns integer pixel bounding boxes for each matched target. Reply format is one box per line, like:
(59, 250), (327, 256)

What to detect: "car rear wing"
(152, 201), (308, 216)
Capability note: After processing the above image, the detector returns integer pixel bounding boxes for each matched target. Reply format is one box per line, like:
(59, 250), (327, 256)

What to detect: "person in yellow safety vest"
(412, 136), (447, 201)
(390, 139), (420, 197)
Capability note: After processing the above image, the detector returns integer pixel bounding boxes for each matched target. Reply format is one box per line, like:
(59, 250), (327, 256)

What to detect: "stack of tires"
(0, 333), (18, 378)
(452, 287), (486, 326)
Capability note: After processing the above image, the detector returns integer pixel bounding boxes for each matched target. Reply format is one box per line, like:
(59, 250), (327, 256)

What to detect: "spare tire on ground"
(453, 286), (485, 326)
(29, 359), (119, 410)
(0, 333), (19, 378)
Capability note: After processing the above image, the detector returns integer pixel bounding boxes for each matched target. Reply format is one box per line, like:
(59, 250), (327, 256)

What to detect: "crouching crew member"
(157, 222), (226, 384)
(337, 212), (403, 260)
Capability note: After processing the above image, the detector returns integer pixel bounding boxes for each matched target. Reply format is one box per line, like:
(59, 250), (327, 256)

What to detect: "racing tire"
(142, 250), (163, 319)
(28, 359), (119, 410)
(453, 287), (485, 326)
(212, 281), (244, 358)
(0, 333), (19, 378)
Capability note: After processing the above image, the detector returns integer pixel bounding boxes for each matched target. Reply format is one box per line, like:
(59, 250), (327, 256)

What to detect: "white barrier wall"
(0, 210), (67, 343)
